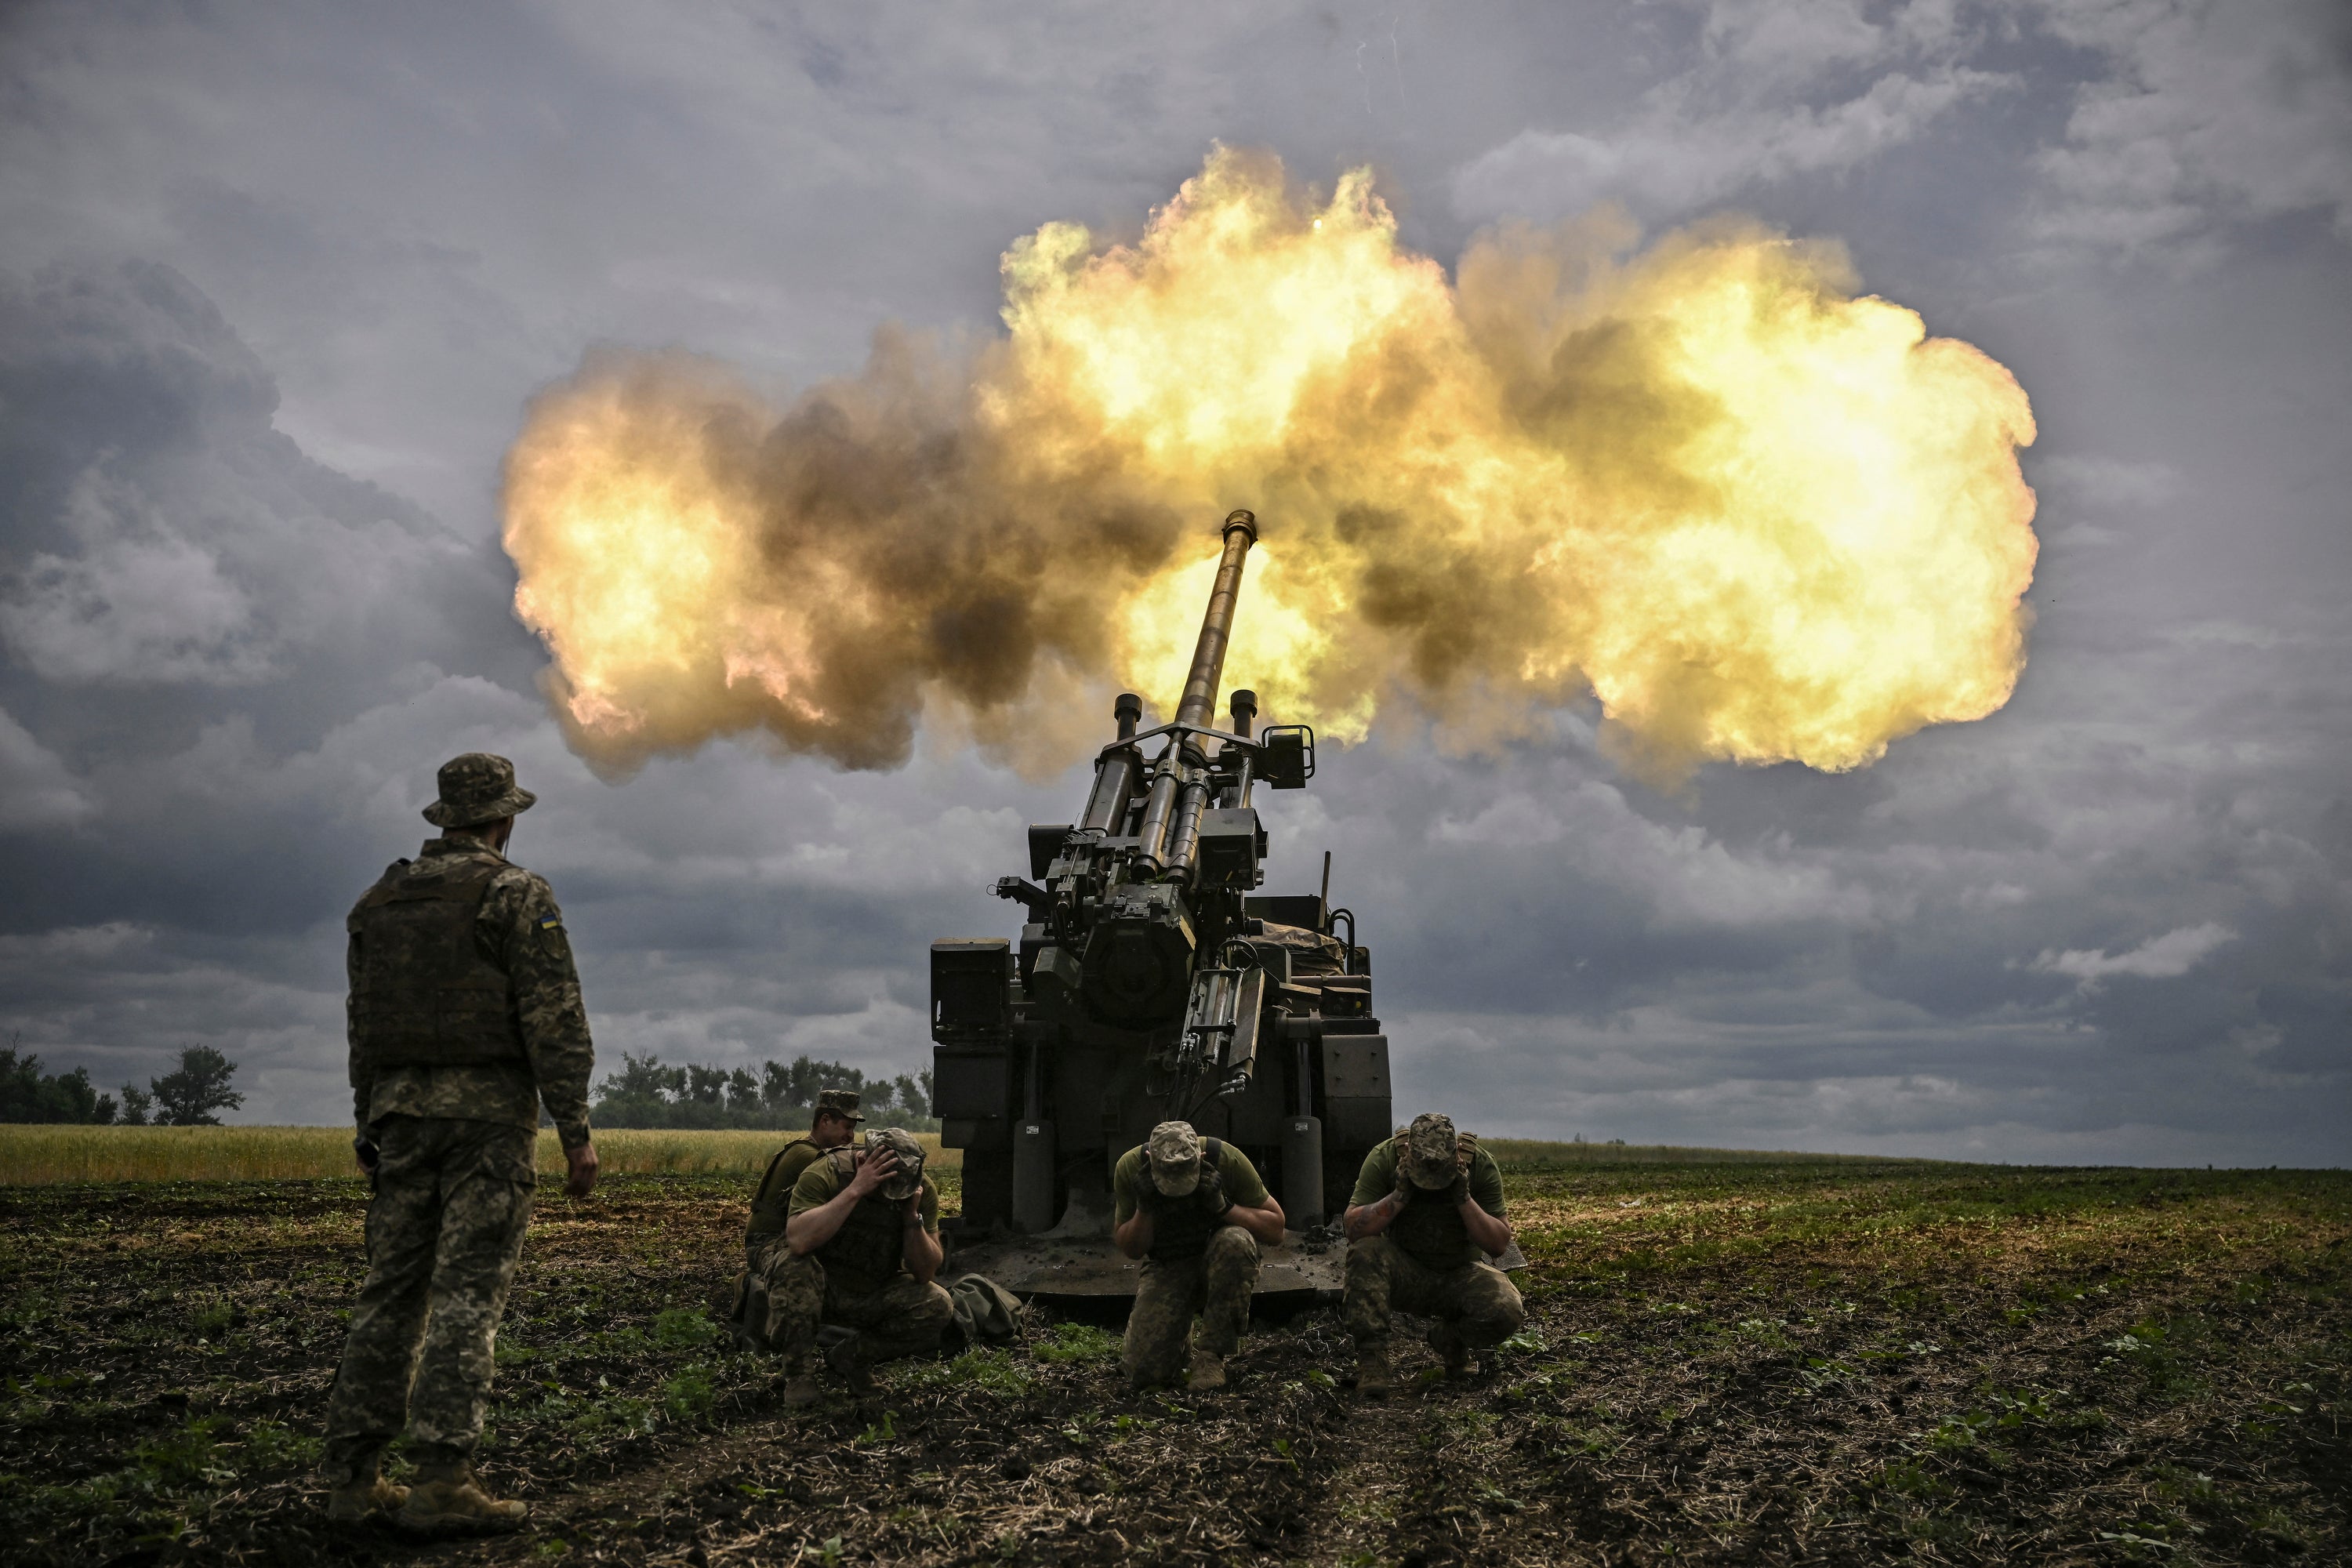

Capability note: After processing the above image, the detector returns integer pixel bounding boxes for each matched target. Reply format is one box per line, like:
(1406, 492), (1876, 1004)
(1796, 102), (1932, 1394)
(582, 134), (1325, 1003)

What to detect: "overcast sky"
(2, 1), (2346, 1164)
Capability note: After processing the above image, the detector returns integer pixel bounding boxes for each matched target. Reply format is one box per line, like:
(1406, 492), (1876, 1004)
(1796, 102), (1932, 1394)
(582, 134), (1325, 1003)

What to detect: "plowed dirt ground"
(4, 1156), (2345, 1565)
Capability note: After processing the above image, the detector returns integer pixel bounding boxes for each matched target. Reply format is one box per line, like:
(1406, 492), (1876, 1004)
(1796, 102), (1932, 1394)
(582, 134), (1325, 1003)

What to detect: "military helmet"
(1145, 1120), (1203, 1196)
(1403, 1112), (1462, 1189)
(865, 1126), (926, 1202)
(422, 753), (538, 829)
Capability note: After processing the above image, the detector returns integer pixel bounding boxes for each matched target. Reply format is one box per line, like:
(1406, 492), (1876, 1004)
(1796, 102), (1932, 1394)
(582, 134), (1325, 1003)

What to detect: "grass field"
(0, 1125), (1854, 1187)
(0, 1148), (2343, 1566)
(0, 1125), (956, 1185)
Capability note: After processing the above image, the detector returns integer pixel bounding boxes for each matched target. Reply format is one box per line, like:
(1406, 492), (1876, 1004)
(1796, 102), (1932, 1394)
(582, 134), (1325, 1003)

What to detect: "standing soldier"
(773, 1126), (954, 1402)
(323, 753), (598, 1532)
(1342, 1112), (1523, 1399)
(1112, 1120), (1287, 1392)
(734, 1088), (864, 1351)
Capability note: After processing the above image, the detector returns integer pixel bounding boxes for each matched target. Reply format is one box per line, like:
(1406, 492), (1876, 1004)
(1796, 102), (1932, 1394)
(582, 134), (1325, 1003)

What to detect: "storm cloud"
(0, 1), (2345, 1163)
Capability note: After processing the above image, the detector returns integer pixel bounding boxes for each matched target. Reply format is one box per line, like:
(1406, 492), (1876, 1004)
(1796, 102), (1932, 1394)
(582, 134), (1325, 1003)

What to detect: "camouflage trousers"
(1123, 1225), (1258, 1388)
(1343, 1234), (1525, 1349)
(322, 1116), (536, 1484)
(755, 1244), (953, 1375)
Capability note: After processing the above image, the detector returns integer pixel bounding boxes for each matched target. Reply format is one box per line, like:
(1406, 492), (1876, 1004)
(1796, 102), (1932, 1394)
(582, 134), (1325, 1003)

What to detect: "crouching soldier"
(1343, 1112), (1523, 1398)
(735, 1089), (864, 1349)
(1113, 1120), (1287, 1392)
(771, 1126), (953, 1402)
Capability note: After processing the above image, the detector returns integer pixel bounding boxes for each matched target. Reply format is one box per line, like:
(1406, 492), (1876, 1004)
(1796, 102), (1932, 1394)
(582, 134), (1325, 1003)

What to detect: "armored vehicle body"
(931, 511), (1392, 1293)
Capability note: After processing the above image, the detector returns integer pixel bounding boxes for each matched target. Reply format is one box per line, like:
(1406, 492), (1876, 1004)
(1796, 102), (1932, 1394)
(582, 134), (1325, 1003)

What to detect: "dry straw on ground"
(0, 1125), (956, 1185)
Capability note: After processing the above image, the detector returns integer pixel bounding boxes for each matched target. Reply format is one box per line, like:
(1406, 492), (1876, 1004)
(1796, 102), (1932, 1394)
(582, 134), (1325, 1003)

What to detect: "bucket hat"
(422, 753), (537, 829)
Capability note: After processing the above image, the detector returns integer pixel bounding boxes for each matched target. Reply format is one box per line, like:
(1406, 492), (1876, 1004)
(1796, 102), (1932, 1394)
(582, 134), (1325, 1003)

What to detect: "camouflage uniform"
(322, 754), (595, 1489)
(1112, 1125), (1271, 1388)
(735, 1089), (864, 1350)
(1344, 1117), (1524, 1359)
(768, 1130), (953, 1374)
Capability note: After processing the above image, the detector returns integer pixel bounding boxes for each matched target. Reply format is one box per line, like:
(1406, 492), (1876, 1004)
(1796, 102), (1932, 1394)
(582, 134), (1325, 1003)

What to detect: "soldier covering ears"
(773, 1124), (956, 1402)
(1342, 1112), (1524, 1398)
(1112, 1120), (1287, 1391)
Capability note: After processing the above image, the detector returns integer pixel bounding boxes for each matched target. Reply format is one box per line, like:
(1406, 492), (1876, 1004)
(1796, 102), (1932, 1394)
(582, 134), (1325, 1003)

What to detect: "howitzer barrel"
(1137, 511), (1258, 873)
(1175, 510), (1259, 728)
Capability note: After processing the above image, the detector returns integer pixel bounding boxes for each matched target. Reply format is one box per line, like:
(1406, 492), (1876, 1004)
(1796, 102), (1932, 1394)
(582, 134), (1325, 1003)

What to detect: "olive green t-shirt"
(1350, 1138), (1507, 1270)
(1111, 1139), (1269, 1225)
(745, 1138), (829, 1247)
(786, 1150), (942, 1294)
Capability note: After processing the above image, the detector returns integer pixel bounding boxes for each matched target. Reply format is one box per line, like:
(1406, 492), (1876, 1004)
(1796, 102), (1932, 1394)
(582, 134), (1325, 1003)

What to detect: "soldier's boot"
(395, 1461), (527, 1534)
(325, 1473), (409, 1523)
(1355, 1342), (1393, 1400)
(778, 1374), (825, 1407)
(1427, 1321), (1472, 1379)
(1188, 1347), (1228, 1392)
(727, 1274), (768, 1354)
(822, 1327), (874, 1395)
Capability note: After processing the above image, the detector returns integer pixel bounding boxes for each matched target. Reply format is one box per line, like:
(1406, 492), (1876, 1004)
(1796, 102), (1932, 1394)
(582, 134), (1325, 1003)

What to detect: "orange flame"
(503, 147), (2035, 777)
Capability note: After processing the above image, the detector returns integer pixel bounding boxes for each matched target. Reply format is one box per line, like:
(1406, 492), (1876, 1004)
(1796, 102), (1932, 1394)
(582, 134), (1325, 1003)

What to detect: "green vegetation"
(0, 1125), (960, 1185)
(1031, 1321), (1121, 1364)
(2, 1042), (245, 1127)
(1483, 1136), (1939, 1171)
(592, 1051), (938, 1132)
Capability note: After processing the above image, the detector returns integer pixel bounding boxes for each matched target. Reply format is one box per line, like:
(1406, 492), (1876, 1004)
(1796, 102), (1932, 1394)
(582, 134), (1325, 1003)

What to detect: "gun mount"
(930, 510), (1392, 1295)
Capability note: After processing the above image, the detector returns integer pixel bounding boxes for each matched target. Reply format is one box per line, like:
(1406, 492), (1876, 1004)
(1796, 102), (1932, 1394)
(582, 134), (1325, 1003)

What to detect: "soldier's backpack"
(942, 1273), (1026, 1351)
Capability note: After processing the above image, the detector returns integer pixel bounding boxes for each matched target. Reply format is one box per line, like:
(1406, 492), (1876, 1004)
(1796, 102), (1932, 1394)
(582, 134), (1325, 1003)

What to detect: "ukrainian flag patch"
(538, 915), (562, 931)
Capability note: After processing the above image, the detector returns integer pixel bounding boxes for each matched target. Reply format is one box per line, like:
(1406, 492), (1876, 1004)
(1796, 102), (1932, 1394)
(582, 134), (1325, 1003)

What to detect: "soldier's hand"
(1392, 1164), (1417, 1208)
(565, 1140), (600, 1199)
(353, 1138), (379, 1175)
(1196, 1163), (1229, 1218)
(847, 1146), (900, 1199)
(1434, 1172), (1470, 1208)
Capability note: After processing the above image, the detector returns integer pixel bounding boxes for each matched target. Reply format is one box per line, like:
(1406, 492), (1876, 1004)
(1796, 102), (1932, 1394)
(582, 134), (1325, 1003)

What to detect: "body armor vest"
(1387, 1129), (1484, 1269)
(748, 1138), (818, 1240)
(348, 857), (528, 1071)
(815, 1146), (912, 1285)
(1147, 1137), (1227, 1263)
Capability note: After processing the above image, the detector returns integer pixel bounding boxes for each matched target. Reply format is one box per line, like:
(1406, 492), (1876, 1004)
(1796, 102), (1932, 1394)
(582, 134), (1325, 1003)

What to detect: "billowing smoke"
(503, 147), (2037, 779)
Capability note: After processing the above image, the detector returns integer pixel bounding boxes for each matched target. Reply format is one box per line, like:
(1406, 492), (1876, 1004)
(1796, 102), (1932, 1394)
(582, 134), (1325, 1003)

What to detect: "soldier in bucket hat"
(772, 1125), (954, 1401)
(324, 753), (600, 1532)
(733, 1089), (866, 1352)
(1340, 1112), (1523, 1398)
(1112, 1120), (1287, 1391)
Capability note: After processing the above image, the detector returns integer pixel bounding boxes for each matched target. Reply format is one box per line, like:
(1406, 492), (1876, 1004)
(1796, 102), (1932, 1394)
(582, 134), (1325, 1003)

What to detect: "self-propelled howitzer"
(929, 510), (1392, 1294)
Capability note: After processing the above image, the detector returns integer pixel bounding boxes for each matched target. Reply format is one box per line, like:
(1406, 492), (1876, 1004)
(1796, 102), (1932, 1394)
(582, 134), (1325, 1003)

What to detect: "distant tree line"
(591, 1051), (937, 1132)
(0, 1042), (245, 1126)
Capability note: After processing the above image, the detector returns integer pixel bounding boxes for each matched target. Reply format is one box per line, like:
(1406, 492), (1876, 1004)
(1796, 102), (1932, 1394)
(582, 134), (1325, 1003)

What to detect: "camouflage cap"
(865, 1126), (926, 1202)
(1403, 1112), (1461, 1189)
(814, 1088), (865, 1123)
(422, 753), (538, 829)
(1145, 1120), (1203, 1196)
